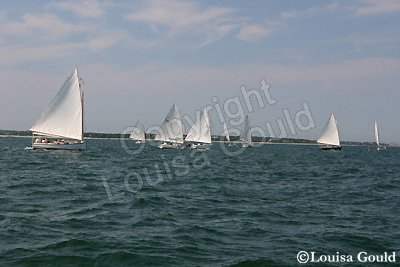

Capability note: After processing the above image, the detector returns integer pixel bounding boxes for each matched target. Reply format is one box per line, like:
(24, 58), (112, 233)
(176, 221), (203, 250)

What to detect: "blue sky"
(0, 0), (399, 143)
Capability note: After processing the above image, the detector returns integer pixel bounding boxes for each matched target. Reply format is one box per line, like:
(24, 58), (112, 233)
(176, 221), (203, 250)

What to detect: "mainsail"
(130, 122), (145, 141)
(185, 108), (212, 144)
(240, 115), (252, 145)
(317, 113), (340, 146)
(374, 120), (380, 146)
(30, 68), (84, 141)
(223, 121), (230, 142)
(155, 103), (184, 144)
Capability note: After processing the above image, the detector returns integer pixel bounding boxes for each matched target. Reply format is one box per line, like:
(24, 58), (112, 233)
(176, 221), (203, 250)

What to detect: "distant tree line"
(0, 129), (382, 146)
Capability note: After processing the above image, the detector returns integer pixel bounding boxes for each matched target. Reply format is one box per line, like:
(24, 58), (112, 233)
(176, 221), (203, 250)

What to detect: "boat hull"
(157, 142), (182, 149)
(320, 145), (341, 150)
(242, 143), (253, 148)
(188, 143), (211, 150)
(32, 141), (87, 150)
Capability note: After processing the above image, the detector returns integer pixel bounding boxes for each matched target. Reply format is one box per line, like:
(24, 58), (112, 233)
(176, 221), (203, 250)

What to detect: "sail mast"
(78, 67), (84, 141)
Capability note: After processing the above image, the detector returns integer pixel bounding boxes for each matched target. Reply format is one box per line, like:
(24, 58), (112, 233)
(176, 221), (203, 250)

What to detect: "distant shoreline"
(0, 133), (370, 147)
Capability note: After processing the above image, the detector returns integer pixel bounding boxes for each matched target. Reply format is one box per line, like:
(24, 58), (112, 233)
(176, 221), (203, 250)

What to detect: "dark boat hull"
(320, 145), (342, 150)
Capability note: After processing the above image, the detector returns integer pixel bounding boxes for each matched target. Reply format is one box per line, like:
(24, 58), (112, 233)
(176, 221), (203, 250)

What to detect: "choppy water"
(0, 137), (399, 266)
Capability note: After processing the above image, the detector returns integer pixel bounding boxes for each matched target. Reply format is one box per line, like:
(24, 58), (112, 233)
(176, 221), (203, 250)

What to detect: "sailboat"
(130, 122), (146, 144)
(240, 115), (253, 148)
(374, 120), (386, 151)
(223, 120), (233, 146)
(155, 103), (184, 149)
(185, 108), (212, 150)
(29, 67), (86, 150)
(317, 113), (341, 150)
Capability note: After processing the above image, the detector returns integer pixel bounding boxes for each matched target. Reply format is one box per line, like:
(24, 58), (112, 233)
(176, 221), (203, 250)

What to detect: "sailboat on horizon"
(240, 115), (253, 148)
(317, 113), (341, 150)
(185, 108), (212, 150)
(29, 67), (86, 150)
(374, 120), (386, 151)
(155, 103), (184, 149)
(130, 122), (146, 144)
(223, 120), (233, 146)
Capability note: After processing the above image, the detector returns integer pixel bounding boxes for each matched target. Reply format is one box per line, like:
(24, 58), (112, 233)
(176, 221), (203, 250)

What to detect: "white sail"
(155, 103), (184, 144)
(130, 122), (145, 141)
(223, 121), (230, 142)
(185, 108), (212, 144)
(30, 68), (84, 141)
(374, 120), (380, 146)
(317, 113), (340, 146)
(240, 115), (252, 145)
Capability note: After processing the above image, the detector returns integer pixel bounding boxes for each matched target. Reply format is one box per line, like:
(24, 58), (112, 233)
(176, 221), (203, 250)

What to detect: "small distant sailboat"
(130, 122), (146, 144)
(29, 67), (86, 150)
(185, 108), (212, 150)
(317, 113), (341, 150)
(155, 103), (184, 149)
(374, 120), (386, 151)
(240, 115), (253, 148)
(223, 120), (233, 146)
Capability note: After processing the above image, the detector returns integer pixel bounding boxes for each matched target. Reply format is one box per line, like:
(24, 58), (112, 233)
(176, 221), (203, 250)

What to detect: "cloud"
(125, 0), (242, 46)
(125, 0), (235, 31)
(280, 3), (338, 20)
(1, 13), (89, 40)
(354, 0), (400, 15)
(236, 24), (268, 42)
(0, 32), (125, 65)
(49, 0), (104, 18)
(84, 32), (125, 52)
(0, 6), (123, 65)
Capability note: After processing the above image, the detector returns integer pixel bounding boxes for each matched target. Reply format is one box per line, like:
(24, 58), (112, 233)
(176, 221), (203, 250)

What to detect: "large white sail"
(240, 115), (252, 145)
(155, 103), (184, 144)
(317, 113), (340, 146)
(374, 120), (380, 146)
(185, 108), (212, 144)
(30, 68), (83, 141)
(130, 122), (145, 141)
(223, 121), (230, 142)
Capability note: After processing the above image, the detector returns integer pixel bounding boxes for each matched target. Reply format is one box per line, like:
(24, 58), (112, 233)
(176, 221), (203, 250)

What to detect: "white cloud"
(84, 32), (125, 52)
(49, 0), (104, 19)
(0, 6), (122, 65)
(1, 13), (88, 39)
(354, 0), (400, 15)
(126, 0), (235, 31)
(280, 3), (338, 20)
(125, 0), (242, 46)
(236, 24), (268, 42)
(0, 32), (124, 65)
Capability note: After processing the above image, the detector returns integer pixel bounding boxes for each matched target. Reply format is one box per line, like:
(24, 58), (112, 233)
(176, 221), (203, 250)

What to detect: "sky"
(0, 0), (399, 143)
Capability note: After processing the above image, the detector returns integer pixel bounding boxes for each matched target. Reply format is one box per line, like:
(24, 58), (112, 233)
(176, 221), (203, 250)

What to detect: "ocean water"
(0, 137), (399, 266)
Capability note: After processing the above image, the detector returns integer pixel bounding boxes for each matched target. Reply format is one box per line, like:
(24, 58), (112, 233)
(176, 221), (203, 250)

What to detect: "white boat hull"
(242, 142), (253, 148)
(32, 141), (87, 150)
(157, 142), (182, 149)
(188, 143), (211, 150)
